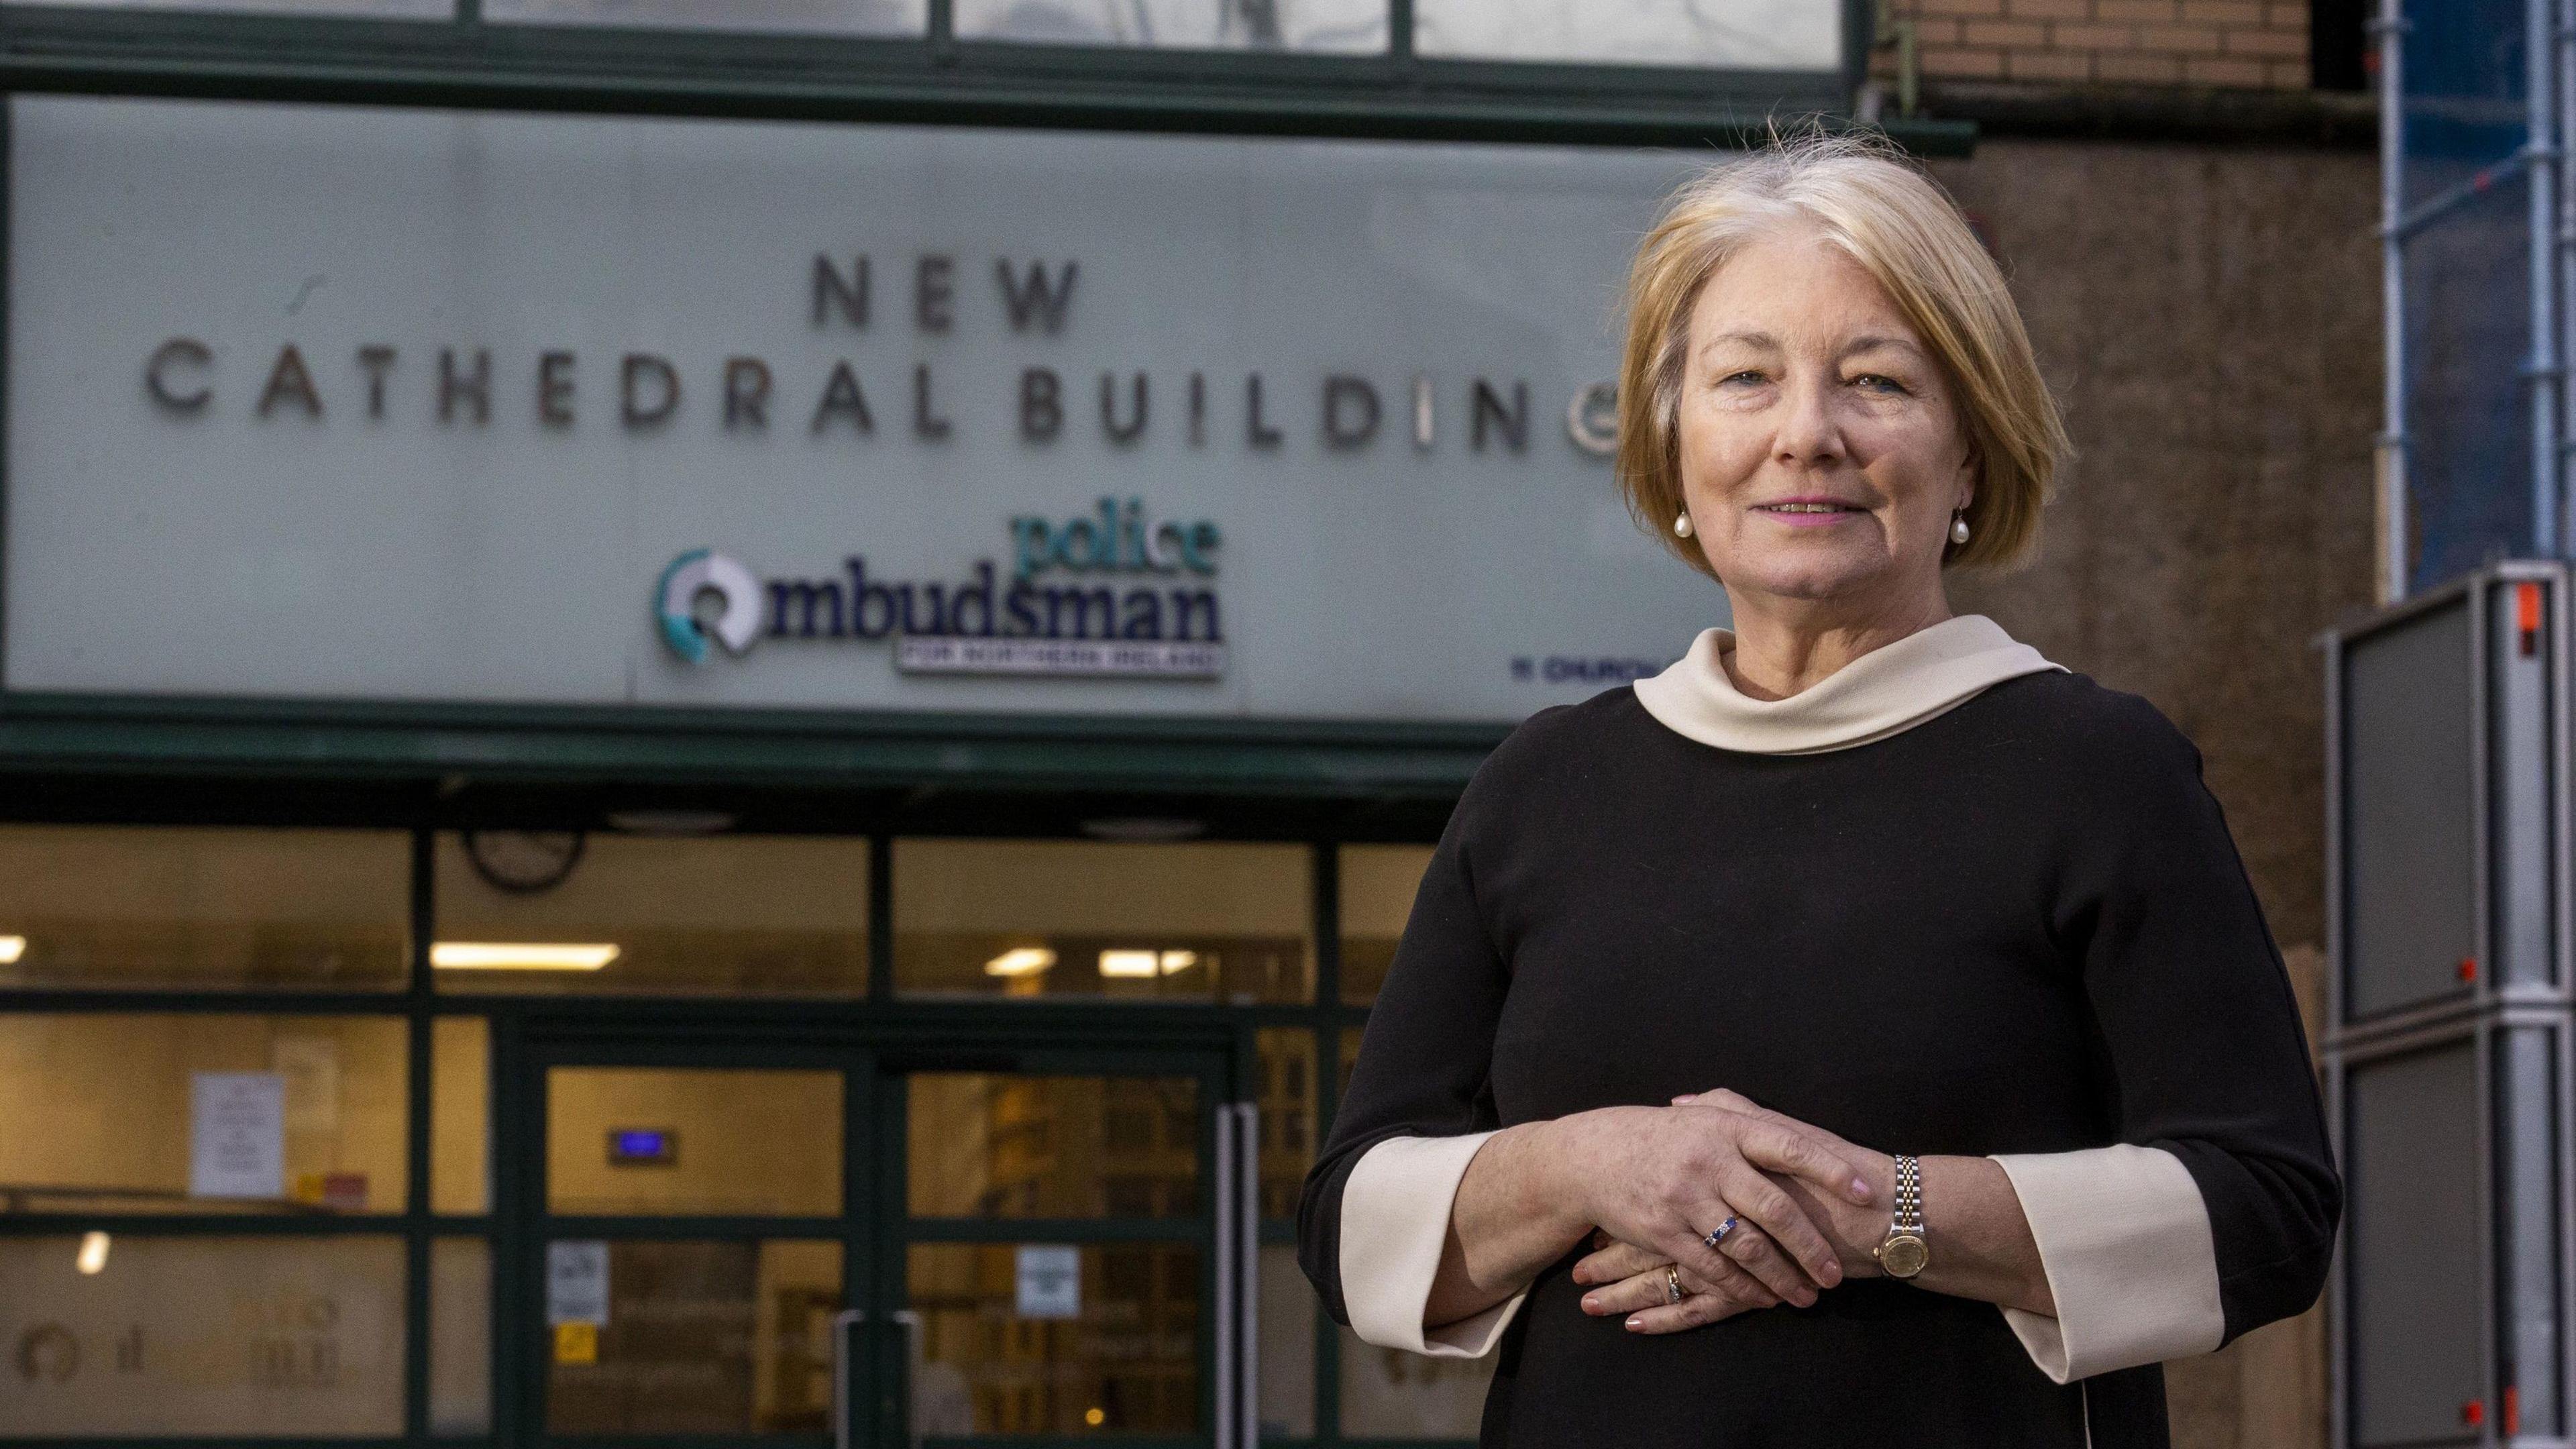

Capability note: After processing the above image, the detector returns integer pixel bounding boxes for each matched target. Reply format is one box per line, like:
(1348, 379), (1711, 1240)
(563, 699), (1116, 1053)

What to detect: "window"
(894, 839), (1312, 1002)
(433, 833), (869, 997)
(1413, 0), (1841, 70)
(0, 826), (408, 992)
(954, 0), (1385, 51)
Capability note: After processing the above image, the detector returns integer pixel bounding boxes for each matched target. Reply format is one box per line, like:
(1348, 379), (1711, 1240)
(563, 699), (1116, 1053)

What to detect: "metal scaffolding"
(2379, 0), (2571, 600)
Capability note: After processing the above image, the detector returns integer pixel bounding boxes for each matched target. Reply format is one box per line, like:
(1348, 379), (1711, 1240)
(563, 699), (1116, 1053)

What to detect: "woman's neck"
(1718, 590), (1955, 702)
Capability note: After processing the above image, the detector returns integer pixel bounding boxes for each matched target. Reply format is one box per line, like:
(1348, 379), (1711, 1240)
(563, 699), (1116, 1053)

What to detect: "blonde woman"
(1297, 133), (2338, 1446)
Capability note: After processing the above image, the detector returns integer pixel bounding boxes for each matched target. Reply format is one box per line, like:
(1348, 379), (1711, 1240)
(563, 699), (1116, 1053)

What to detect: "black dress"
(1297, 672), (2339, 1448)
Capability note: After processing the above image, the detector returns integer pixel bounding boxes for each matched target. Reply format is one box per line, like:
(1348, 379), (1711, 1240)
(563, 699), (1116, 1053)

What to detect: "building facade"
(0, 3), (2379, 1448)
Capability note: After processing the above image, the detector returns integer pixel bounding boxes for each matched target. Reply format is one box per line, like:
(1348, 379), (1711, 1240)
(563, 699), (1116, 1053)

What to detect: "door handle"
(890, 1309), (924, 1449)
(830, 1309), (864, 1449)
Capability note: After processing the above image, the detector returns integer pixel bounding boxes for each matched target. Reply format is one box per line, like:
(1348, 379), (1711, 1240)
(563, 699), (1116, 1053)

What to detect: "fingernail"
(1851, 1177), (1874, 1201)
(1821, 1262), (1842, 1285)
(1581, 1295), (1599, 1313)
(1624, 1316), (1643, 1331)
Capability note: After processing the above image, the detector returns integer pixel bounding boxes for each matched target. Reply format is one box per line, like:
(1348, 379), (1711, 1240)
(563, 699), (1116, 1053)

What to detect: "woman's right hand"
(1548, 1102), (1878, 1308)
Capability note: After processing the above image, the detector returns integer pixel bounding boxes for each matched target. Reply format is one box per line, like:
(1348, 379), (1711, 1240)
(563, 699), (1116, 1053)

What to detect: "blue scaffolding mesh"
(2396, 0), (2542, 592)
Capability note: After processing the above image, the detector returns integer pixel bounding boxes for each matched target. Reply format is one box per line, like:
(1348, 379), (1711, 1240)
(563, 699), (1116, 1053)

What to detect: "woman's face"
(1674, 225), (1975, 619)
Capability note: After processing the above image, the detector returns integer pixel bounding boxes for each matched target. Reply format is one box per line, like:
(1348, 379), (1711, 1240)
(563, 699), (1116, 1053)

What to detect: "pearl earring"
(1949, 513), (1971, 545)
(1674, 511), (1695, 539)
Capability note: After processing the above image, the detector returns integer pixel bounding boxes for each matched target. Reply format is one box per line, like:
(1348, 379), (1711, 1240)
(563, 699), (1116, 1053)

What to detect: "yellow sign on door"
(552, 1322), (598, 1365)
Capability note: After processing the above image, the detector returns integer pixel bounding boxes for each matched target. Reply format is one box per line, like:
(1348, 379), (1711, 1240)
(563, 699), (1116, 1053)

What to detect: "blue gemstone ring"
(1703, 1218), (1739, 1250)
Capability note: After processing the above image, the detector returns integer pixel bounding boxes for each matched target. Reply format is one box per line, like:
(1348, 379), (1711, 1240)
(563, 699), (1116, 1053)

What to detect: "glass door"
(511, 1031), (1242, 1449)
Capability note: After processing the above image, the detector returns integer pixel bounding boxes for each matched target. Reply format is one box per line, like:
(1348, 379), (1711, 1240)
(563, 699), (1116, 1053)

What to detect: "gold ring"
(1664, 1265), (1685, 1304)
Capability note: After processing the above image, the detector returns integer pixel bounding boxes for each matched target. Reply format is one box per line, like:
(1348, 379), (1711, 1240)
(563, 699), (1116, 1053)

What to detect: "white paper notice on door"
(547, 1241), (611, 1326)
(188, 1071), (286, 1199)
(1015, 1244), (1080, 1320)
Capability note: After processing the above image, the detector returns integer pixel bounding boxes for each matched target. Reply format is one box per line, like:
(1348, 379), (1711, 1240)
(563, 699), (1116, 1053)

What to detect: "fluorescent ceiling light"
(984, 947), (1057, 977)
(1097, 949), (1160, 978)
(431, 942), (620, 971)
(76, 1231), (109, 1276)
(0, 935), (22, 965)
(1157, 950), (1199, 974)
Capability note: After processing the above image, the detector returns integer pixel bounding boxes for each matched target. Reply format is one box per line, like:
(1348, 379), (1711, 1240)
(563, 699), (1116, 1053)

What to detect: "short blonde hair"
(1615, 129), (2068, 574)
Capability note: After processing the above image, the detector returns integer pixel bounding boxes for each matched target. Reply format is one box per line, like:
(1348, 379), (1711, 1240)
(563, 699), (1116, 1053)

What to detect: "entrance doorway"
(511, 1026), (1253, 1448)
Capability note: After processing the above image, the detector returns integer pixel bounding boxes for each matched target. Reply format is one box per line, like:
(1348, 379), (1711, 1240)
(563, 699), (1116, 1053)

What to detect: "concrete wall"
(1937, 136), (2378, 1448)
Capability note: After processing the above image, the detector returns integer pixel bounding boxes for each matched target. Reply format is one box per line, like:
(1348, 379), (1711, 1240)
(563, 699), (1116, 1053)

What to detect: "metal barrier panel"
(2343, 596), (2478, 1020)
(2347, 1038), (2485, 1447)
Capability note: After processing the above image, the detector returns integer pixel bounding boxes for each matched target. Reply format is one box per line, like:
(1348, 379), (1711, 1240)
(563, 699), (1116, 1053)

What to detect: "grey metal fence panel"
(2347, 1037), (2485, 1447)
(2345, 597), (2479, 1019)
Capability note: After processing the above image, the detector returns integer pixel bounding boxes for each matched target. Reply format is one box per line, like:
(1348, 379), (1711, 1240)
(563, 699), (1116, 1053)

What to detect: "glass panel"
(1338, 843), (1432, 1005)
(433, 1016), (491, 1215)
(1256, 1245), (1316, 1438)
(910, 1073), (1198, 1219)
(431, 1238), (493, 1435)
(908, 1242), (1198, 1434)
(1338, 1325), (1493, 1438)
(3, 0), (447, 14)
(548, 1067), (842, 1216)
(435, 832), (868, 997)
(545, 1239), (841, 1434)
(894, 839), (1311, 1002)
(955, 0), (1383, 51)
(487, 0), (919, 34)
(1254, 1029), (1313, 1220)
(0, 825), (408, 991)
(0, 1234), (404, 1434)
(0, 1015), (406, 1214)
(1339, 1026), (1362, 1098)
(1413, 0), (1839, 70)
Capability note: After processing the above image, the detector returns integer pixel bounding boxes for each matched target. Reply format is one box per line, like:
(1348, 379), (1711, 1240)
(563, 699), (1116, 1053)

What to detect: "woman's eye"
(1851, 374), (1909, 394)
(1721, 370), (1768, 386)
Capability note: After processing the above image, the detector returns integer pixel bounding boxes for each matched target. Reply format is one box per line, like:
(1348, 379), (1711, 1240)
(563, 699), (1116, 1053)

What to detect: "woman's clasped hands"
(1566, 1089), (1896, 1334)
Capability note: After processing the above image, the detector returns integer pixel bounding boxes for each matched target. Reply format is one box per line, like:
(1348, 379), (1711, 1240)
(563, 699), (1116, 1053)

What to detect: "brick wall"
(1882, 0), (2313, 91)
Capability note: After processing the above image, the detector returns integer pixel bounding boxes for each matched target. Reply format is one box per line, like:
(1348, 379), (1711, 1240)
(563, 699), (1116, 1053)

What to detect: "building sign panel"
(5, 96), (1721, 722)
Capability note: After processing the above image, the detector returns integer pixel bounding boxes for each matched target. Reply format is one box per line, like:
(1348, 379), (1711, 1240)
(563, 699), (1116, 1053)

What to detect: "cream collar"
(1631, 614), (2062, 756)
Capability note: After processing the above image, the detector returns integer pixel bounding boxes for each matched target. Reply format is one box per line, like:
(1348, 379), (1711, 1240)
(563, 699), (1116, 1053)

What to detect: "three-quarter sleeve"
(1994, 701), (2341, 1383)
(1297, 789), (1527, 1356)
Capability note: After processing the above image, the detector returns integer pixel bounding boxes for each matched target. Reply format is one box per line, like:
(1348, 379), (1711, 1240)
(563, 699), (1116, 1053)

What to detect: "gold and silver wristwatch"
(1874, 1153), (1930, 1279)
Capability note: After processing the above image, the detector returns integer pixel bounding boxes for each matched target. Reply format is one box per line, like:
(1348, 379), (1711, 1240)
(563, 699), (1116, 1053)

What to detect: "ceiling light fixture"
(983, 947), (1057, 977)
(430, 942), (621, 971)
(0, 935), (23, 965)
(1097, 949), (1160, 978)
(76, 1231), (109, 1276)
(1157, 951), (1199, 975)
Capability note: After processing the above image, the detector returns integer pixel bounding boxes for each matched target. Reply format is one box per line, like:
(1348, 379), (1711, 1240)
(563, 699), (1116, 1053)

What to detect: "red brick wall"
(1882, 0), (2312, 90)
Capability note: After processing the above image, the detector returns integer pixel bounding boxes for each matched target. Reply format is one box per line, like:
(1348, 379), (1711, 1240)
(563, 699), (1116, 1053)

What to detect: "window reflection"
(955, 0), (1384, 51)
(1254, 1029), (1314, 1220)
(430, 1238), (492, 1436)
(894, 840), (1311, 1002)
(1413, 0), (1840, 70)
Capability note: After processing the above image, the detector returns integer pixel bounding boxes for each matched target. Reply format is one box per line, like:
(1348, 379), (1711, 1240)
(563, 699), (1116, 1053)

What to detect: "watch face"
(1879, 1233), (1929, 1279)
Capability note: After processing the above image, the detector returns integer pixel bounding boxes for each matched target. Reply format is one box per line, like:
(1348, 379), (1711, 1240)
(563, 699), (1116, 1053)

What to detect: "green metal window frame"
(0, 829), (1419, 1449)
(0, 0), (1971, 154)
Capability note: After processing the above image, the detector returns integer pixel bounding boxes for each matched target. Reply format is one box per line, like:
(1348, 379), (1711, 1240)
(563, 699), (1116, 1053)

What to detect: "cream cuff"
(1338, 1131), (1527, 1357)
(1990, 1145), (2226, 1383)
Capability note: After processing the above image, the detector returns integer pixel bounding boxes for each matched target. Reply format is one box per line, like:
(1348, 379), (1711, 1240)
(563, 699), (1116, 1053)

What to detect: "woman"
(1296, 133), (2338, 1448)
